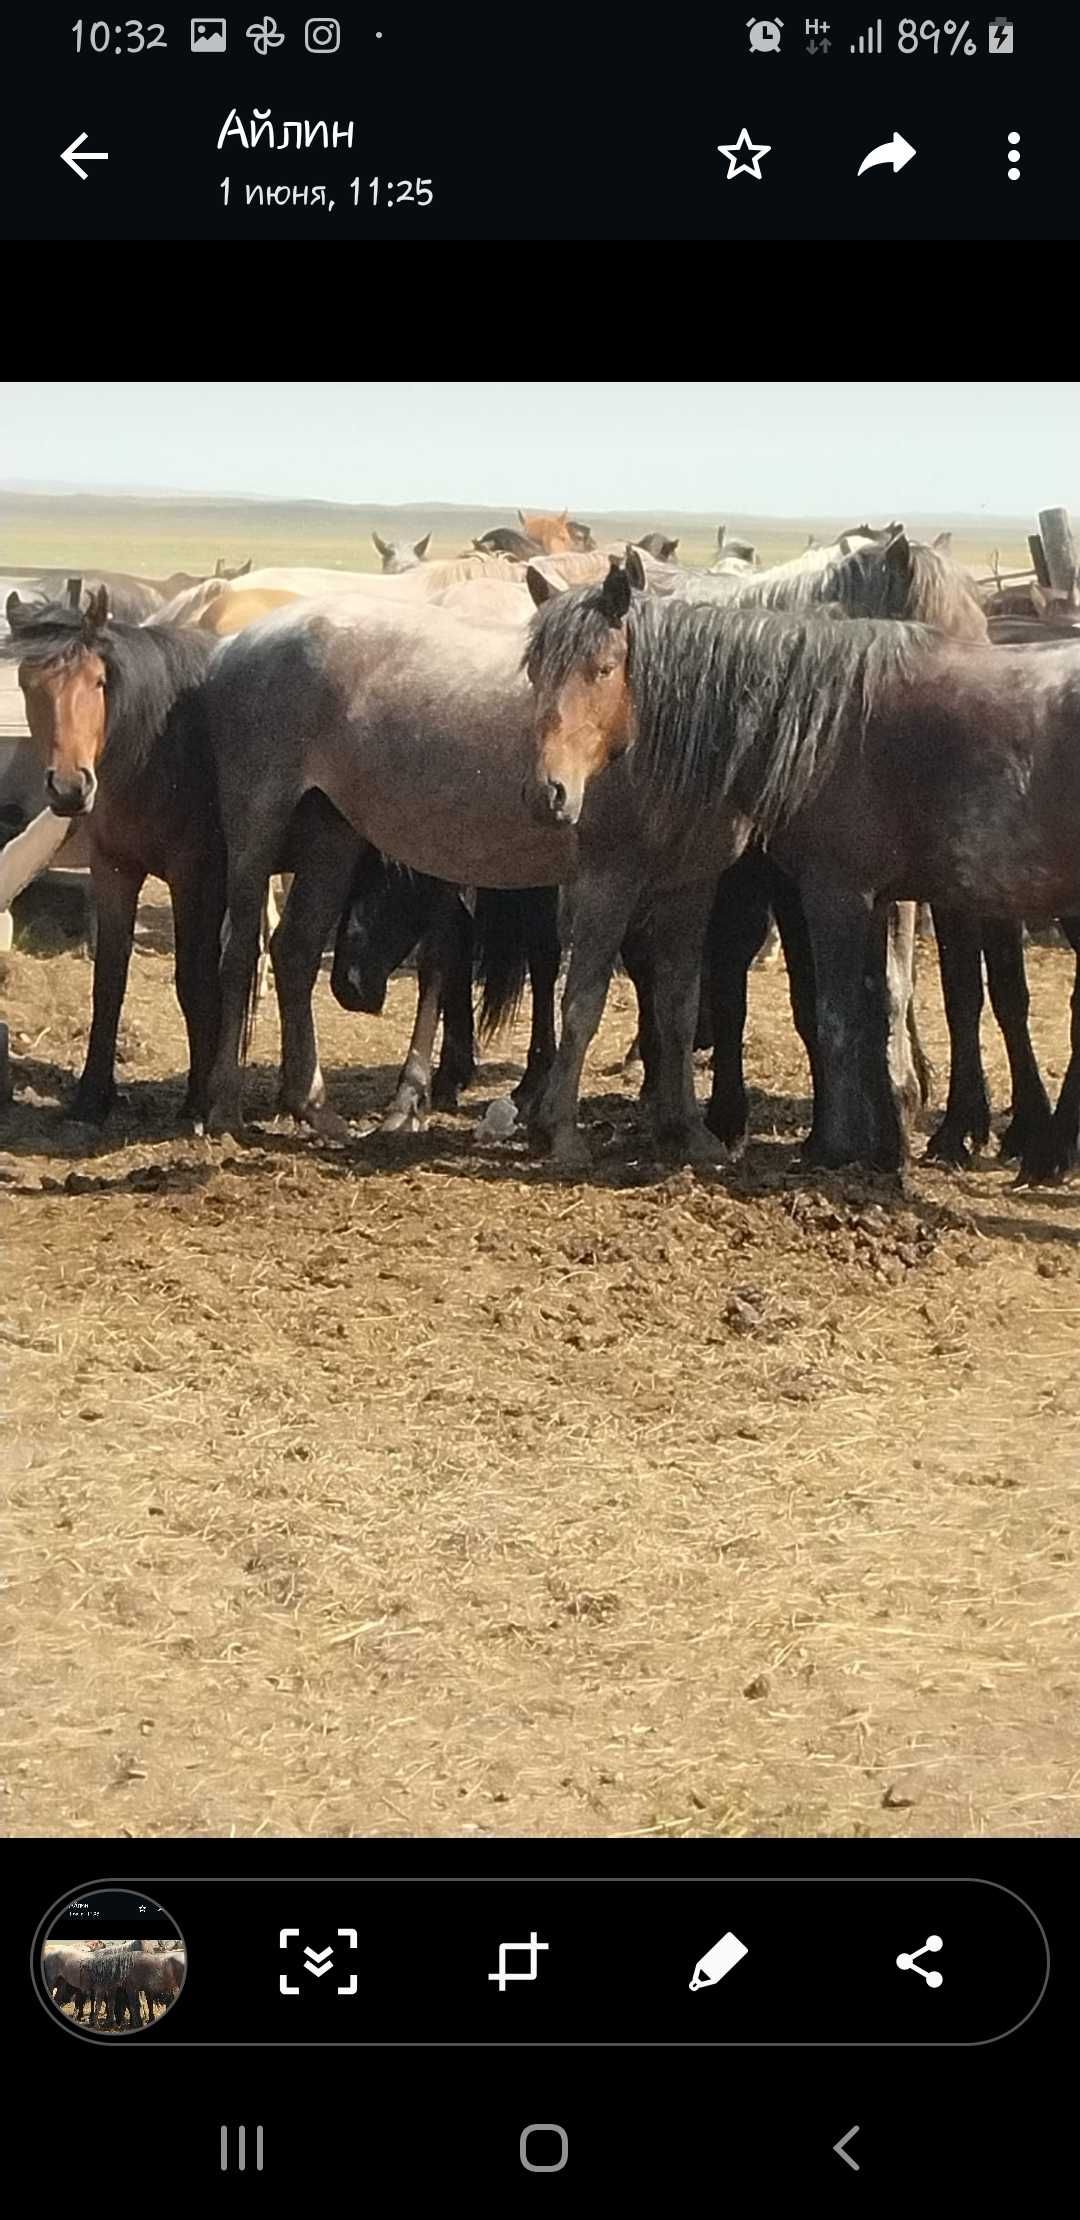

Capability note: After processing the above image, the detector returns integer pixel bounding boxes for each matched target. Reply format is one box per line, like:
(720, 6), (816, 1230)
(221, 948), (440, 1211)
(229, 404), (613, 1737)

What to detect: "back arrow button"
(834, 2125), (861, 2172)
(62, 134), (109, 181)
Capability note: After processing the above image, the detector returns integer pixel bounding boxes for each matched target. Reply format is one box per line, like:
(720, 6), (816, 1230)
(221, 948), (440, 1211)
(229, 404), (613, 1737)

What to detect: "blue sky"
(1, 383), (1075, 515)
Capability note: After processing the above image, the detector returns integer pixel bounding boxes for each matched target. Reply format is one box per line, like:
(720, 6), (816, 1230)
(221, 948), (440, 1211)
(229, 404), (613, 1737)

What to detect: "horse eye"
(96, 678), (106, 690)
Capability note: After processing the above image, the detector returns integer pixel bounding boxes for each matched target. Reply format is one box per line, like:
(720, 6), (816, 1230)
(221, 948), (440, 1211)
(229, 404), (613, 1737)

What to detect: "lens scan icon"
(305, 16), (341, 48)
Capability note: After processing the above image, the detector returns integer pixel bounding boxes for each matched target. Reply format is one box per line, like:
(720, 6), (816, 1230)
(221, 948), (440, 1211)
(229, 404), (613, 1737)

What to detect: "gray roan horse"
(372, 532), (432, 574)
(524, 565), (1080, 1171)
(203, 595), (579, 1136)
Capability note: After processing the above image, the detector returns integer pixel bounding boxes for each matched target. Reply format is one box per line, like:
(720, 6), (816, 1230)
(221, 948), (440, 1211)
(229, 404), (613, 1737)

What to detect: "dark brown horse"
(524, 567), (1080, 1171)
(3, 592), (222, 1123)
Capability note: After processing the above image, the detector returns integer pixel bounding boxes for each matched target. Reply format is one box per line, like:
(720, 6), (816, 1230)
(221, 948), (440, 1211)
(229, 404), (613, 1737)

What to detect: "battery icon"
(988, 16), (1014, 51)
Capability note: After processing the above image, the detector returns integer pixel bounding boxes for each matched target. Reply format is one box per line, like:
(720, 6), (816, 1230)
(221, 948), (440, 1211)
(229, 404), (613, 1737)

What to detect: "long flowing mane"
(2, 601), (218, 770)
(527, 591), (937, 835)
(681, 537), (988, 638)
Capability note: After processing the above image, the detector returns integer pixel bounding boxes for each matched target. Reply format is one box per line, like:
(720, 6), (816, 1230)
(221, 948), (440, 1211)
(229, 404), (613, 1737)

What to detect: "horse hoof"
(924, 1128), (973, 1169)
(545, 1127), (592, 1170)
(705, 1108), (749, 1151)
(302, 1106), (351, 1142)
(70, 1094), (112, 1127)
(660, 1125), (727, 1166)
(378, 1105), (426, 1136)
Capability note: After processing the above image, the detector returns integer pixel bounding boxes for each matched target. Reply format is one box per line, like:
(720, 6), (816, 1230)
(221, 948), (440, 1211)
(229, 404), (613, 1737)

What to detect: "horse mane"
(526, 590), (936, 837)
(2, 601), (218, 770)
(710, 537), (988, 638)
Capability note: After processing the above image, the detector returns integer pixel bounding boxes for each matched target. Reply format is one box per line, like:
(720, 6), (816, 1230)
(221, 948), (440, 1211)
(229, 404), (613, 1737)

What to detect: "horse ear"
(933, 531), (952, 553)
(372, 532), (390, 557)
(885, 530), (912, 577)
(525, 563), (560, 609)
(85, 584), (110, 628)
(6, 590), (27, 630)
(716, 525), (726, 549)
(237, 558), (252, 576)
(518, 510), (528, 527)
(414, 534), (431, 560)
(624, 545), (647, 592)
(215, 558), (226, 576)
(600, 557), (632, 627)
(667, 539), (679, 560)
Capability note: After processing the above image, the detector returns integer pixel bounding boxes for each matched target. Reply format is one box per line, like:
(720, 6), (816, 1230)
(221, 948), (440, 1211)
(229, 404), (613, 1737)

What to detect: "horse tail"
(473, 888), (557, 1043)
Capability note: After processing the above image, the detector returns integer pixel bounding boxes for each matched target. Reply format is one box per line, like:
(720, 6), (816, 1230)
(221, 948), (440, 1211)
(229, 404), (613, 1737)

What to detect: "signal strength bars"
(851, 17), (883, 51)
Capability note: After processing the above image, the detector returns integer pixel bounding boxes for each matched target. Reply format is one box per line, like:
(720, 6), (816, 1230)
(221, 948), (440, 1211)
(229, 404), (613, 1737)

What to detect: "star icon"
(717, 128), (771, 180)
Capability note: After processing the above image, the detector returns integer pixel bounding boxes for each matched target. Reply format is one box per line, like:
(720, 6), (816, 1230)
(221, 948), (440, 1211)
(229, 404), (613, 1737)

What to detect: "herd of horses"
(42, 1939), (185, 2030)
(3, 507), (1080, 1184)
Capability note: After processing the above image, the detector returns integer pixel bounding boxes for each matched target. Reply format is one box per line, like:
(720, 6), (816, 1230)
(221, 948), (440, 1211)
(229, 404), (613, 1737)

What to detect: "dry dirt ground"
(2, 900), (1079, 1840)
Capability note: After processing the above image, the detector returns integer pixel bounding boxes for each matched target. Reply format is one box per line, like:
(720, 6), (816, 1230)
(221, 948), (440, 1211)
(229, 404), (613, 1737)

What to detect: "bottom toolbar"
(34, 1877), (1047, 2047)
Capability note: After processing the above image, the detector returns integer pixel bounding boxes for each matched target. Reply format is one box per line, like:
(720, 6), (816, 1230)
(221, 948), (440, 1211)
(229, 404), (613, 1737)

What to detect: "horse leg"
(703, 850), (775, 1148)
(619, 920), (662, 1108)
(800, 881), (902, 1171)
(925, 908), (990, 1166)
(208, 806), (297, 1135)
(170, 852), (226, 1129)
(513, 888), (561, 1117)
(531, 867), (640, 1168)
(982, 920), (1055, 1178)
(71, 857), (143, 1123)
(431, 901), (476, 1110)
(646, 878), (723, 1162)
(885, 901), (923, 1118)
(379, 887), (463, 1132)
(271, 822), (362, 1137)
(1049, 918), (1080, 1174)
(769, 862), (823, 1153)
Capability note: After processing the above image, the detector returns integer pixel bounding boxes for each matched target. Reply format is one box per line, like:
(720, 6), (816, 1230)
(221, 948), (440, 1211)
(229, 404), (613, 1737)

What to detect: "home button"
(520, 2124), (569, 2173)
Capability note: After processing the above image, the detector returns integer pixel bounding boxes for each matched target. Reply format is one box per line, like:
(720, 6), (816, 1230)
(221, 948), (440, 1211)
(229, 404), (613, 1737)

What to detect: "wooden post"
(1028, 535), (1050, 588)
(1038, 509), (1077, 596)
(66, 575), (83, 608)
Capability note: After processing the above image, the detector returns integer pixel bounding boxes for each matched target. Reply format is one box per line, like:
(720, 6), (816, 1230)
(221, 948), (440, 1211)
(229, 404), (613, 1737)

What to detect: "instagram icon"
(305, 16), (340, 49)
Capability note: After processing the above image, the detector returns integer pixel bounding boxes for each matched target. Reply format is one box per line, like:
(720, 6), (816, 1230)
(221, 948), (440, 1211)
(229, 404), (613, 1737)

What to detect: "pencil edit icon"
(689, 1932), (749, 1991)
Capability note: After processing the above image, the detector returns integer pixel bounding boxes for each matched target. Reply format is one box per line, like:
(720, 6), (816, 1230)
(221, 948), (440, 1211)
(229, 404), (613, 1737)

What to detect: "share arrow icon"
(857, 133), (916, 176)
(62, 133), (109, 181)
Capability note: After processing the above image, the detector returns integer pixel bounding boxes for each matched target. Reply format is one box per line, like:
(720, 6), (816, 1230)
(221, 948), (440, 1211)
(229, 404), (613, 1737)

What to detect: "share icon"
(896, 1933), (943, 1988)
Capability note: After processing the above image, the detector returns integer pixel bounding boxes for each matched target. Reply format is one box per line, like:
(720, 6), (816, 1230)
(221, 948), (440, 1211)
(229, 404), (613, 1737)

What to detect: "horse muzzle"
(45, 767), (97, 819)
(530, 773), (582, 829)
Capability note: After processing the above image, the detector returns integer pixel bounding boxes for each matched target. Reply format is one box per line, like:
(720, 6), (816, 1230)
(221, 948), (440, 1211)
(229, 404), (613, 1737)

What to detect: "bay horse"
(3, 591), (222, 1123)
(524, 565), (1080, 1172)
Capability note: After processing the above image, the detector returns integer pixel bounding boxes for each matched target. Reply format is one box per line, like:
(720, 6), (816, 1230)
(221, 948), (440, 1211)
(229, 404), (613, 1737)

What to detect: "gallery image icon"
(190, 17), (228, 51)
(896, 1934), (943, 1988)
(689, 1931), (749, 1991)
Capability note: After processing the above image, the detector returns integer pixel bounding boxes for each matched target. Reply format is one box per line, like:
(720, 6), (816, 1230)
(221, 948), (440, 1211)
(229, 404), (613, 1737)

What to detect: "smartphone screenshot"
(2, 5), (1077, 2203)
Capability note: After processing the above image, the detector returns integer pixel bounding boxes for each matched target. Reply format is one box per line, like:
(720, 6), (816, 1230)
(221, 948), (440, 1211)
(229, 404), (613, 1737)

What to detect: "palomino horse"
(3, 592), (222, 1122)
(524, 565), (1080, 1173)
(372, 531), (432, 573)
(518, 510), (576, 553)
(153, 556), (526, 634)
